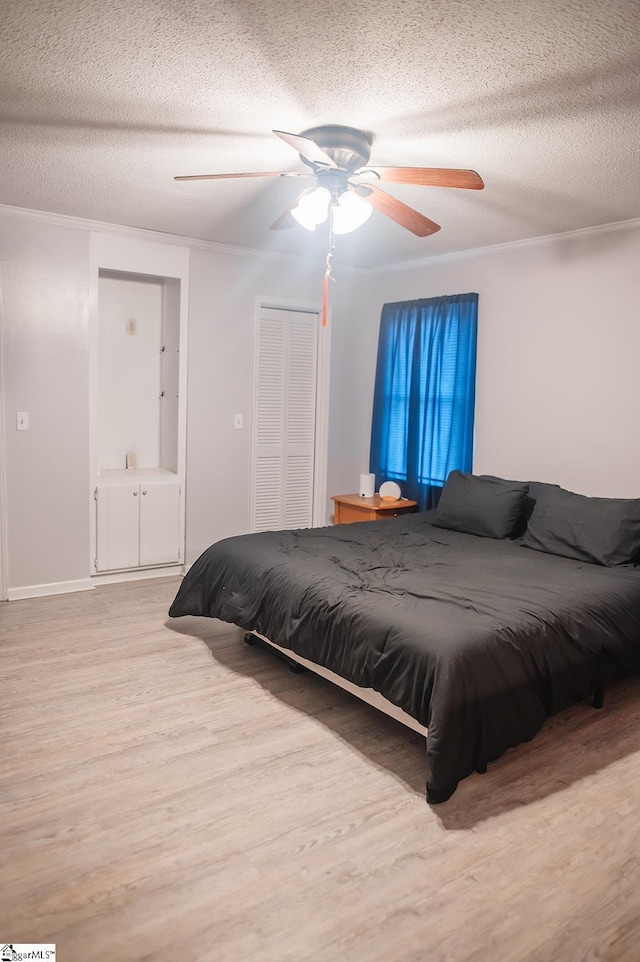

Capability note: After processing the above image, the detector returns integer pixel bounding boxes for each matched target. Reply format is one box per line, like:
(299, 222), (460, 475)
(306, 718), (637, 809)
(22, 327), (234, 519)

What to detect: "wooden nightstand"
(331, 493), (418, 524)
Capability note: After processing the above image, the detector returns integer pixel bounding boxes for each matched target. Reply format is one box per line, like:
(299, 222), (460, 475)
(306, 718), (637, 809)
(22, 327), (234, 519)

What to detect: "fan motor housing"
(300, 125), (373, 171)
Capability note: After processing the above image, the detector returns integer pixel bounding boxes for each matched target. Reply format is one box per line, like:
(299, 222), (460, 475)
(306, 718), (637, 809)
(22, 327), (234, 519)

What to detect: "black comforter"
(169, 513), (640, 802)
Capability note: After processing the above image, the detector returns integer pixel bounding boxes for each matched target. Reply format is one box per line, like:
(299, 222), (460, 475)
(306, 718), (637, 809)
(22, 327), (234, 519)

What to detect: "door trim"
(251, 296), (331, 531)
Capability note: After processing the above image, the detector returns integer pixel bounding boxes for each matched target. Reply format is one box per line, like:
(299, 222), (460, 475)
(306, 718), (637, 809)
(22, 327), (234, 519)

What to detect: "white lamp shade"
(291, 186), (331, 231)
(331, 191), (373, 234)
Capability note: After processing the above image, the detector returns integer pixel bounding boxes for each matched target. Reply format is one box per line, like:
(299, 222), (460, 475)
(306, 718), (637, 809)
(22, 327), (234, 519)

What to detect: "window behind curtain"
(370, 293), (478, 510)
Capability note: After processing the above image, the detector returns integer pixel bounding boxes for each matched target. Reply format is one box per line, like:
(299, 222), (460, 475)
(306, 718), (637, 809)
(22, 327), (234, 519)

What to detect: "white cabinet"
(96, 483), (140, 571)
(139, 483), (181, 566)
(90, 239), (189, 583)
(96, 478), (181, 572)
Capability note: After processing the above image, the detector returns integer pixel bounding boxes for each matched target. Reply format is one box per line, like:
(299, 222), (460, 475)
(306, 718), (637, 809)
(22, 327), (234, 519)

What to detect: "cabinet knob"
(142, 490), (147, 495)
(133, 490), (138, 497)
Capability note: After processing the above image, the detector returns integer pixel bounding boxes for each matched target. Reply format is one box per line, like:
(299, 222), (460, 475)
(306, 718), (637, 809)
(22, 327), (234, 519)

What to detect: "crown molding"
(2, 202), (638, 277)
(0, 203), (367, 274)
(378, 216), (640, 274)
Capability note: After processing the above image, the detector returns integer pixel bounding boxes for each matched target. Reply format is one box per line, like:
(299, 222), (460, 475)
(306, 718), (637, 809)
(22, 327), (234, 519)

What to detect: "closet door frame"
(250, 295), (331, 531)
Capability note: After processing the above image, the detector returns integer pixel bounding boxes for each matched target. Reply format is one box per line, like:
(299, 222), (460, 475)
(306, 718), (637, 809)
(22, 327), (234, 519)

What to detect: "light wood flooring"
(2, 577), (640, 962)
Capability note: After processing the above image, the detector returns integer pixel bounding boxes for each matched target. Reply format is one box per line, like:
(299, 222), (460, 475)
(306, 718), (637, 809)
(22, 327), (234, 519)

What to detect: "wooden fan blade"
(366, 167), (484, 189)
(270, 188), (314, 230)
(174, 171), (291, 181)
(273, 130), (337, 168)
(355, 184), (440, 237)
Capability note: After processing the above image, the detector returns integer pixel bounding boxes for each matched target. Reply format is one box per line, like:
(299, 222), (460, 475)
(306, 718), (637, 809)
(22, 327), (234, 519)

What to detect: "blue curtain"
(370, 293), (478, 511)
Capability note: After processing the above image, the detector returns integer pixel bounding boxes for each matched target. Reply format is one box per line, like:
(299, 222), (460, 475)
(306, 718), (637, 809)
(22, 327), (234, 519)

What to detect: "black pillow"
(432, 471), (529, 539)
(523, 486), (640, 566)
(515, 480), (562, 536)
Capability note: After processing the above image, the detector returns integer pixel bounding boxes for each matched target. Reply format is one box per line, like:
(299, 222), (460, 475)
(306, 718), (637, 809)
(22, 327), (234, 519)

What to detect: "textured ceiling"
(1, 0), (639, 269)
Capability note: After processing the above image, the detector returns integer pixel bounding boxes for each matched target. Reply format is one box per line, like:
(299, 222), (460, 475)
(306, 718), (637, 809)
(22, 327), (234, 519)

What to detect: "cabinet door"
(139, 483), (181, 566)
(96, 484), (139, 572)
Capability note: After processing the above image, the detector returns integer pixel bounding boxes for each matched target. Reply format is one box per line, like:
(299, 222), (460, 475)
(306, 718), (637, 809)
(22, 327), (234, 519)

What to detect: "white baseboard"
(7, 566), (184, 599)
(92, 565), (183, 586)
(7, 578), (95, 601)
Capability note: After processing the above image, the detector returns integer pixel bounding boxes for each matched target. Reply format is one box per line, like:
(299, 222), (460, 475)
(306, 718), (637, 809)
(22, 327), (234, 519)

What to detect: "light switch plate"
(16, 412), (29, 431)
(233, 413), (243, 430)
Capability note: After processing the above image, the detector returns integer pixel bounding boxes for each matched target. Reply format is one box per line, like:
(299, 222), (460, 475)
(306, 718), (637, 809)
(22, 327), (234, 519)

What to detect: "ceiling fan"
(175, 124), (484, 237)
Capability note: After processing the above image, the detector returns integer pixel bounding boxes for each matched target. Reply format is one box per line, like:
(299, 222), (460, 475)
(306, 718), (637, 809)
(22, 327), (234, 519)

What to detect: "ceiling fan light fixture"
(291, 186), (331, 231)
(331, 190), (373, 234)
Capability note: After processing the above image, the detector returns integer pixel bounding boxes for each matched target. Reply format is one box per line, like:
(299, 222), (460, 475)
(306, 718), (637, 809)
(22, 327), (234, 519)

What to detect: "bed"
(169, 474), (640, 803)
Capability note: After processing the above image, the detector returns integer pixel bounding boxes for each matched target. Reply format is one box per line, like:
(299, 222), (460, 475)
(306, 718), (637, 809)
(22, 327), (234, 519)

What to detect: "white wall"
(161, 278), (181, 474)
(97, 273), (163, 471)
(0, 208), (363, 590)
(0, 216), (90, 591)
(368, 225), (640, 498)
(185, 248), (356, 561)
(2, 206), (639, 595)
(325, 269), (381, 501)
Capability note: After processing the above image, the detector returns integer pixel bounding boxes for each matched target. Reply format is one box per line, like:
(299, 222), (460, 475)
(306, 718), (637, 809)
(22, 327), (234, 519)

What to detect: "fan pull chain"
(322, 219), (337, 328)
(322, 251), (334, 328)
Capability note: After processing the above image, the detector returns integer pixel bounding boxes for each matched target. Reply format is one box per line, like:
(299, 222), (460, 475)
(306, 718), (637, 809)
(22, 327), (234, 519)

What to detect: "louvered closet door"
(253, 307), (318, 531)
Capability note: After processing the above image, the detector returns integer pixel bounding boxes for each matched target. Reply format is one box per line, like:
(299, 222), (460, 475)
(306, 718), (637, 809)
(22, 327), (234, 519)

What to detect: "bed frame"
(245, 631), (606, 741)
(245, 631), (428, 738)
